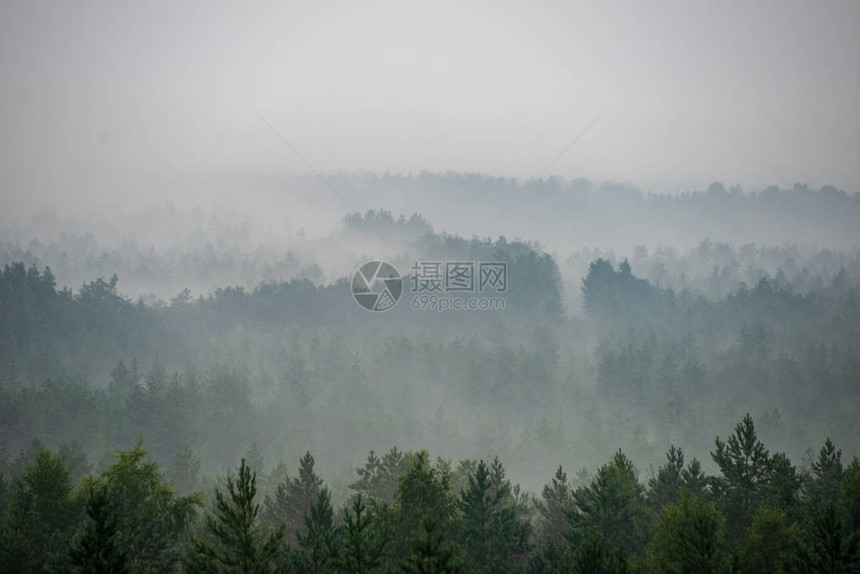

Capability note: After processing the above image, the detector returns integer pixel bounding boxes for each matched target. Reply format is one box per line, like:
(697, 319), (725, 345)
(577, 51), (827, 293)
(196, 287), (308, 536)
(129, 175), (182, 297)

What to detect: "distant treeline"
(1, 248), (858, 477)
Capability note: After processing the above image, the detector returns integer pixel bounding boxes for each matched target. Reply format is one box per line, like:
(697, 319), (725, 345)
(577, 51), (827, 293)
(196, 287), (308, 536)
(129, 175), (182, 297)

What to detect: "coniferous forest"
(1, 193), (859, 571)
(3, 1), (860, 571)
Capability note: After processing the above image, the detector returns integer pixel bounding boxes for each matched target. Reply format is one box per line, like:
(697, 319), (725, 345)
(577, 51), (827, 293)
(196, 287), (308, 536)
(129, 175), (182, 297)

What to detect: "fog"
(2, 1), (860, 571)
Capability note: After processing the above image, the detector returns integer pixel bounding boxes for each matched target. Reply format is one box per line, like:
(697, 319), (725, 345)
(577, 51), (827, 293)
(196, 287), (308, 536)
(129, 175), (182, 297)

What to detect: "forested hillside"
(1, 212), (859, 570)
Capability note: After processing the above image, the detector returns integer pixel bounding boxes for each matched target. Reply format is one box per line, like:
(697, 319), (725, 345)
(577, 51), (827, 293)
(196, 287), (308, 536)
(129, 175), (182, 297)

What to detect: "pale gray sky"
(2, 0), (859, 221)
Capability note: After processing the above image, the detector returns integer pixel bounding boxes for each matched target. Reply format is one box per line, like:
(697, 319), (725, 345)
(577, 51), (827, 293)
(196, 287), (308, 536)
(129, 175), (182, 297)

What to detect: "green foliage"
(69, 484), (129, 574)
(568, 450), (651, 558)
(185, 458), (284, 574)
(762, 452), (801, 514)
(293, 487), (338, 574)
(351, 448), (408, 503)
(799, 502), (860, 573)
(737, 505), (798, 574)
(841, 458), (860, 534)
(711, 414), (772, 541)
(458, 458), (531, 572)
(648, 493), (727, 574)
(400, 516), (463, 574)
(536, 465), (574, 548)
(264, 450), (324, 546)
(338, 494), (388, 574)
(91, 441), (201, 572)
(563, 532), (630, 574)
(647, 445), (685, 512)
(0, 448), (79, 572)
(399, 451), (455, 531)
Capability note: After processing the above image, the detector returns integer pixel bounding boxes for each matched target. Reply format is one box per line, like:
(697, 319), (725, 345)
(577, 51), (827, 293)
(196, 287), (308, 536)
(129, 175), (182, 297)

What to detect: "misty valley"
(0, 176), (859, 573)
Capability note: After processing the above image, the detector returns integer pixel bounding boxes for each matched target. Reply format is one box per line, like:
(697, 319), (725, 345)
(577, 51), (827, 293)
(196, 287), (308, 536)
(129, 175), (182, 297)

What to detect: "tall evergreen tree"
(567, 450), (650, 558)
(711, 413), (772, 541)
(400, 516), (462, 574)
(99, 441), (200, 572)
(800, 502), (860, 573)
(647, 445), (684, 512)
(185, 459), (284, 574)
(338, 494), (388, 574)
(293, 487), (338, 574)
(565, 532), (630, 574)
(737, 505), (798, 574)
(536, 465), (574, 548)
(264, 450), (324, 545)
(352, 447), (407, 503)
(391, 451), (455, 564)
(1, 448), (79, 573)
(680, 458), (709, 498)
(458, 459), (531, 572)
(69, 484), (129, 574)
(647, 493), (727, 574)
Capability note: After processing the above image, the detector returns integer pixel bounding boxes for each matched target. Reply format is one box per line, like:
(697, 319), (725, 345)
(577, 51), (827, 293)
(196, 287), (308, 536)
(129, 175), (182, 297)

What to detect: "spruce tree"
(647, 493), (727, 574)
(293, 487), (338, 574)
(338, 494), (388, 573)
(264, 450), (324, 546)
(536, 465), (573, 547)
(737, 505), (798, 574)
(69, 485), (129, 574)
(802, 502), (860, 573)
(568, 450), (650, 558)
(400, 516), (462, 574)
(393, 451), (455, 562)
(647, 445), (684, 512)
(710, 413), (772, 541)
(566, 532), (630, 574)
(680, 458), (709, 498)
(458, 459), (531, 572)
(185, 458), (284, 574)
(3, 448), (79, 572)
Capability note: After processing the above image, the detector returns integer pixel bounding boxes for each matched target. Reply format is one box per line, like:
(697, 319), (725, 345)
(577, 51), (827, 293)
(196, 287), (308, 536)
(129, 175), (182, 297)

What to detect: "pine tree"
(185, 459), (284, 574)
(812, 438), (843, 478)
(647, 493), (727, 574)
(536, 465), (573, 548)
(393, 451), (455, 562)
(338, 494), (388, 573)
(680, 458), (709, 497)
(710, 413), (772, 541)
(3, 448), (79, 572)
(351, 450), (384, 499)
(807, 438), (844, 509)
(763, 452), (800, 513)
(379, 447), (407, 502)
(293, 486), (338, 574)
(458, 459), (531, 572)
(565, 532), (629, 574)
(69, 485), (129, 574)
(458, 460), (499, 570)
(737, 505), (798, 574)
(647, 445), (684, 512)
(802, 502), (860, 573)
(568, 450), (650, 558)
(264, 451), (324, 546)
(400, 516), (462, 574)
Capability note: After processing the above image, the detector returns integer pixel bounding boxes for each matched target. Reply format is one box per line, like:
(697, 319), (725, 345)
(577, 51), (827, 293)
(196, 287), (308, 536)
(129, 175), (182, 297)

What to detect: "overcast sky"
(2, 0), (859, 221)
